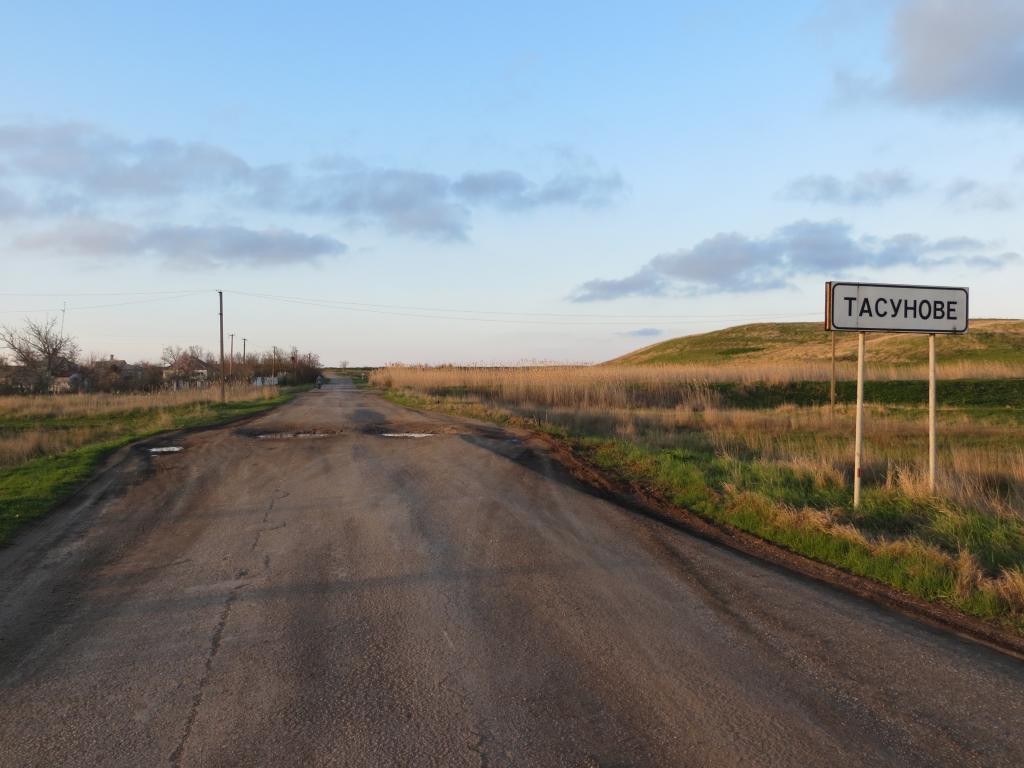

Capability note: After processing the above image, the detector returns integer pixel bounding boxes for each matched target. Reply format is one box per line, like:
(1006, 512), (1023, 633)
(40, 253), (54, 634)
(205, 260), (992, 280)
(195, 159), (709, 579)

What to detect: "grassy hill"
(610, 319), (1024, 366)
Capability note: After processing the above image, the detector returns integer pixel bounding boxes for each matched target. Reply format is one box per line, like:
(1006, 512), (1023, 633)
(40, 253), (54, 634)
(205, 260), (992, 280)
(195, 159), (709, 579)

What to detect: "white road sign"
(826, 282), (968, 334)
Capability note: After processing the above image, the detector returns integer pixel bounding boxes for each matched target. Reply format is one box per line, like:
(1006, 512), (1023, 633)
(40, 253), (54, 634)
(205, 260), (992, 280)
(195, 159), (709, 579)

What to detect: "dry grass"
(371, 365), (1024, 518)
(0, 385), (278, 467)
(375, 360), (1021, 399)
(993, 567), (1024, 612)
(0, 384), (274, 419)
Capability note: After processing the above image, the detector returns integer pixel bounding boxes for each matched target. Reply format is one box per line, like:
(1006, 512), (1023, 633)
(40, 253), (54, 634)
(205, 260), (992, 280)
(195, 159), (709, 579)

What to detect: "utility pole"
(242, 338), (247, 372)
(229, 333), (235, 378)
(59, 301), (67, 337)
(218, 291), (225, 403)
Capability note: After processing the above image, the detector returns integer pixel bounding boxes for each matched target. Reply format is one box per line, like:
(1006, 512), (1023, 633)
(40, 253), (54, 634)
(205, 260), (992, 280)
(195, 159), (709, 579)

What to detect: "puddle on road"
(381, 433), (434, 438)
(149, 446), (184, 454)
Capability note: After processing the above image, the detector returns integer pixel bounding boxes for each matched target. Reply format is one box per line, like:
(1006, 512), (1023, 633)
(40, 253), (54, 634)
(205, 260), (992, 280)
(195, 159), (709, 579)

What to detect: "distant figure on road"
(315, 375), (324, 389)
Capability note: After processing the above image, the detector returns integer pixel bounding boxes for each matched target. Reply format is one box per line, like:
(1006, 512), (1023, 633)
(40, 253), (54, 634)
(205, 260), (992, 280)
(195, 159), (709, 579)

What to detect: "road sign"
(826, 282), (968, 334)
(825, 280), (970, 507)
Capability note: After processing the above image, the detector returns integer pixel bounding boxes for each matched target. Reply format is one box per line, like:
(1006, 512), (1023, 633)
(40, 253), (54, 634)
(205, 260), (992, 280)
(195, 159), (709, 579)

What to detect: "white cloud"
(16, 219), (346, 268)
(0, 122), (624, 241)
(784, 171), (918, 205)
(944, 178), (1014, 210)
(885, 0), (1024, 110)
(571, 220), (1018, 300)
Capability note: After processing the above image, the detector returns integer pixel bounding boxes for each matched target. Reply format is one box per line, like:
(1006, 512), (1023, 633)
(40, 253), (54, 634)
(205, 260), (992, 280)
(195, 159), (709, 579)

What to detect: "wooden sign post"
(826, 282), (969, 506)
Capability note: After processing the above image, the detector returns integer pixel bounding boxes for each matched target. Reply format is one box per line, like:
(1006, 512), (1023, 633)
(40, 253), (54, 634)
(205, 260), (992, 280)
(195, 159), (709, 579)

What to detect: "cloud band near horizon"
(0, 122), (624, 244)
(571, 220), (1020, 301)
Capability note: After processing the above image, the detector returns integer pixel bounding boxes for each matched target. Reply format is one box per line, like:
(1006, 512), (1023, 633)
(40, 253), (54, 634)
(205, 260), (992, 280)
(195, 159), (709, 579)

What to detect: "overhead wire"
(225, 290), (820, 325)
(69, 292), (209, 311)
(2, 287), (821, 333)
(225, 291), (819, 326)
(0, 289), (208, 297)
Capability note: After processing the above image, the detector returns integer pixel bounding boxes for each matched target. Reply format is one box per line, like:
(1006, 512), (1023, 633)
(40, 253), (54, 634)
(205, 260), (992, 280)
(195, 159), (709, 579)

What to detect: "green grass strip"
(0, 388), (304, 547)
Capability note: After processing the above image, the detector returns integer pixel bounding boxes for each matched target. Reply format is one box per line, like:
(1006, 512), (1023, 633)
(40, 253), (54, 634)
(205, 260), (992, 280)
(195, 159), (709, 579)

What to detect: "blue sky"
(1, 0), (1023, 365)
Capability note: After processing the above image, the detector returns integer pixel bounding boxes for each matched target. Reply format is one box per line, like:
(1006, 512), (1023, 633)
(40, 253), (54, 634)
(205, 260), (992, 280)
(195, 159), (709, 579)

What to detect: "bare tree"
(161, 345), (185, 369)
(0, 318), (80, 391)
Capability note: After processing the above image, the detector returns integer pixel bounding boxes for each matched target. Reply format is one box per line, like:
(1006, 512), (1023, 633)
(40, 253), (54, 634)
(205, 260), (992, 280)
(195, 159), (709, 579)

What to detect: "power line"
(225, 290), (820, 325)
(2, 286), (821, 329)
(3, 286), (821, 322)
(0, 289), (208, 297)
(69, 292), (208, 311)
(228, 291), (818, 326)
(226, 289), (819, 319)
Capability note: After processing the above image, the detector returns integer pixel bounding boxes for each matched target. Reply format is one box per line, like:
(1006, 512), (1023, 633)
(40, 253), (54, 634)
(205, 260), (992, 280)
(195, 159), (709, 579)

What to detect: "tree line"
(0, 318), (322, 394)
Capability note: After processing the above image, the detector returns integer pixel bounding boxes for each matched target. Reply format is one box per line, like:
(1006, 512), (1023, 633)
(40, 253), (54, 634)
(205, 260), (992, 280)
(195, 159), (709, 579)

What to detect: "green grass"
(382, 387), (1024, 632)
(713, 378), (1024, 410)
(612, 319), (1024, 366)
(0, 389), (303, 547)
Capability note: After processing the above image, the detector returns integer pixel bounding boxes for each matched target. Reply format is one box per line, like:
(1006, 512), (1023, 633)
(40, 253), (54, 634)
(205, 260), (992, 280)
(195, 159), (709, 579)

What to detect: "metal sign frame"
(825, 281), (969, 335)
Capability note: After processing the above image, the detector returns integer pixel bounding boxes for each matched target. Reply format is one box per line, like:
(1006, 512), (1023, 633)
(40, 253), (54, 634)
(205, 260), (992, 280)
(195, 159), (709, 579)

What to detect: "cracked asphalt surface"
(1, 379), (1023, 767)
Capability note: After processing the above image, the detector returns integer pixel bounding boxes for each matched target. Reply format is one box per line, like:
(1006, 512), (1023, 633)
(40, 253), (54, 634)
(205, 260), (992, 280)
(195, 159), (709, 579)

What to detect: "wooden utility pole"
(928, 334), (937, 492)
(853, 332), (866, 508)
(218, 291), (225, 403)
(242, 338), (247, 371)
(229, 333), (235, 378)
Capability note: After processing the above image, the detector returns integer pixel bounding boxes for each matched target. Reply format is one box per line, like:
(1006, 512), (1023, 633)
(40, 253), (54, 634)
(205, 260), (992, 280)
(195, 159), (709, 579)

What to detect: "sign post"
(830, 330), (836, 422)
(929, 334), (937, 492)
(826, 282), (968, 506)
(853, 331), (865, 506)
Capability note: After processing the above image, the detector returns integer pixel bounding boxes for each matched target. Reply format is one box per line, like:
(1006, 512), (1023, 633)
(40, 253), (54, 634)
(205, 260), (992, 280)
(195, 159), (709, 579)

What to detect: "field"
(614, 318), (1024, 366)
(0, 385), (300, 546)
(370, 350), (1024, 631)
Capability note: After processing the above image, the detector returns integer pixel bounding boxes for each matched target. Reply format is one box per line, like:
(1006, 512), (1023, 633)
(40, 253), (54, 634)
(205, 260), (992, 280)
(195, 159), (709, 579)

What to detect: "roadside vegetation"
(371, 354), (1024, 632)
(0, 316), (324, 546)
(0, 384), (304, 546)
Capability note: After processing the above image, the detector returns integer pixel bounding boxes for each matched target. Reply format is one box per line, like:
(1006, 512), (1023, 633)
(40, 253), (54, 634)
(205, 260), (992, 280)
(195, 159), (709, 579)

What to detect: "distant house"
(91, 355), (144, 390)
(0, 366), (36, 393)
(163, 356), (213, 385)
(0, 357), (83, 393)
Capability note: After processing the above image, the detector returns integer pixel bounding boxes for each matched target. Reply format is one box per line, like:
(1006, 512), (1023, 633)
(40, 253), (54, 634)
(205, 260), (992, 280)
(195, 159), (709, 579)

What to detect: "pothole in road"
(255, 430), (341, 440)
(362, 424), (461, 437)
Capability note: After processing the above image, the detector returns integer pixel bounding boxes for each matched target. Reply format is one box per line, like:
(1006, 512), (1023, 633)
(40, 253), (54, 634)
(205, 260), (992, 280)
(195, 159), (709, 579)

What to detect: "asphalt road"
(2, 380), (1023, 767)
